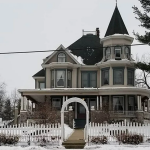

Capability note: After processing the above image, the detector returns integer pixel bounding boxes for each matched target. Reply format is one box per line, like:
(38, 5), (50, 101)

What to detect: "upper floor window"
(114, 46), (121, 59)
(81, 71), (97, 88)
(39, 82), (45, 89)
(113, 68), (124, 85)
(58, 53), (66, 62)
(101, 68), (109, 85)
(125, 46), (130, 59)
(51, 69), (72, 88)
(127, 69), (134, 85)
(105, 47), (111, 59)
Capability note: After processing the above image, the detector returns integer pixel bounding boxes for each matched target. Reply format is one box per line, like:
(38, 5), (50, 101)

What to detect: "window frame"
(39, 82), (45, 89)
(81, 71), (97, 88)
(127, 68), (134, 86)
(114, 46), (122, 58)
(105, 47), (111, 59)
(57, 52), (66, 62)
(52, 98), (61, 109)
(113, 67), (124, 85)
(124, 46), (130, 59)
(128, 96), (135, 112)
(113, 96), (124, 114)
(51, 69), (72, 88)
(101, 68), (110, 86)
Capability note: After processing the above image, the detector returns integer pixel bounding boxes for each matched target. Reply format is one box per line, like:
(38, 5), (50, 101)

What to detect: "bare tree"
(135, 54), (150, 89)
(30, 101), (60, 124)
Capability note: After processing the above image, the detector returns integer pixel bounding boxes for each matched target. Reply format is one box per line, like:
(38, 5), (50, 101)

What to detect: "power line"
(0, 43), (149, 55)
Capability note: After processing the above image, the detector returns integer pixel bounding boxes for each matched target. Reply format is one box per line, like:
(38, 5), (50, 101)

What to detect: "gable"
(46, 50), (77, 64)
(43, 44), (80, 65)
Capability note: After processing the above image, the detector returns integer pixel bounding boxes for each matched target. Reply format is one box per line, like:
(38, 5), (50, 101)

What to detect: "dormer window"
(58, 53), (66, 62)
(125, 47), (130, 59)
(115, 46), (121, 59)
(105, 47), (111, 59)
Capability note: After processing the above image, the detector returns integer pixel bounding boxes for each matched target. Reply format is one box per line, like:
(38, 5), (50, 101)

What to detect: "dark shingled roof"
(33, 69), (45, 77)
(105, 6), (129, 37)
(68, 34), (103, 65)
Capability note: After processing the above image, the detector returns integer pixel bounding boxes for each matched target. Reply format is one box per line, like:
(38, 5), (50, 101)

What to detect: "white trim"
(43, 44), (80, 65)
(33, 77), (45, 79)
(61, 97), (89, 142)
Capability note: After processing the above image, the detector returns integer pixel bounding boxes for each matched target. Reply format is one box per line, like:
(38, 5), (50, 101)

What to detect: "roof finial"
(116, 0), (117, 6)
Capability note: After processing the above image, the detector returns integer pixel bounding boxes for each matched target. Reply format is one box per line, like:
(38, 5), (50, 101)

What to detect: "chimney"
(96, 28), (100, 37)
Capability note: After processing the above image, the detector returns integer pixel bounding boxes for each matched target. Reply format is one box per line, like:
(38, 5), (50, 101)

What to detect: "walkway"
(62, 129), (86, 149)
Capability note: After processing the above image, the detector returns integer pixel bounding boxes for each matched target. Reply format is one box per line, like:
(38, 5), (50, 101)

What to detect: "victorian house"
(18, 5), (150, 128)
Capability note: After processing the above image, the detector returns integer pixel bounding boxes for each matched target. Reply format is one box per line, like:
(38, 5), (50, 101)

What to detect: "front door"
(77, 103), (86, 119)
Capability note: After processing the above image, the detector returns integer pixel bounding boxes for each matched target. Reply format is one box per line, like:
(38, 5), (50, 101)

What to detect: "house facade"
(18, 5), (150, 128)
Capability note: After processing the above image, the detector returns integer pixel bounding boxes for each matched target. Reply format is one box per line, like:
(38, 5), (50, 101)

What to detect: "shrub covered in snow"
(90, 136), (108, 144)
(116, 133), (143, 144)
(0, 134), (19, 145)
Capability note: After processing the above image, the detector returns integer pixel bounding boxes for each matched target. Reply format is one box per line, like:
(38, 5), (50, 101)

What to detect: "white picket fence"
(86, 121), (150, 142)
(0, 123), (61, 144)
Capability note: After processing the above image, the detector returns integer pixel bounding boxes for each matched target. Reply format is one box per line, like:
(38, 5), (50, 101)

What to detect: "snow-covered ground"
(1, 145), (150, 150)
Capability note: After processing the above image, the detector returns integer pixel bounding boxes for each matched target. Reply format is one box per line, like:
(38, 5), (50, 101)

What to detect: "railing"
(109, 111), (136, 117)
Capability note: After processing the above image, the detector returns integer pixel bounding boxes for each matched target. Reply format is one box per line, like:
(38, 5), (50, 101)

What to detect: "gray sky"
(0, 0), (149, 95)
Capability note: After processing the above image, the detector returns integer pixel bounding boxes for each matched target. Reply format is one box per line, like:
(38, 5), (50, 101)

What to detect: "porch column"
(27, 99), (29, 110)
(148, 99), (150, 112)
(143, 101), (145, 111)
(100, 96), (102, 110)
(139, 95), (142, 110)
(21, 96), (24, 111)
(31, 102), (33, 112)
(97, 96), (99, 110)
(66, 96), (68, 110)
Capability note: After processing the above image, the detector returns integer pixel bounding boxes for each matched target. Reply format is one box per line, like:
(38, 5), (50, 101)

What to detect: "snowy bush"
(116, 133), (143, 144)
(90, 136), (108, 144)
(0, 134), (19, 145)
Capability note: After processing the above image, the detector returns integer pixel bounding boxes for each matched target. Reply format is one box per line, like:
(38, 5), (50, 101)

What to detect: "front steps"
(62, 129), (86, 149)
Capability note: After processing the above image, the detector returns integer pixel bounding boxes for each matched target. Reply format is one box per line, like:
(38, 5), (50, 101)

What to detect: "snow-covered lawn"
(1, 145), (150, 150)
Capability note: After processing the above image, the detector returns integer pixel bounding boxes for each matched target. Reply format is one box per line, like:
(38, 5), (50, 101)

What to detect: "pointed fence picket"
(0, 123), (61, 144)
(87, 121), (150, 143)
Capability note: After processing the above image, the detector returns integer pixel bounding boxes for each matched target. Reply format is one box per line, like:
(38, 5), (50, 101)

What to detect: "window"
(113, 96), (124, 113)
(56, 70), (65, 87)
(113, 68), (124, 85)
(114, 46), (121, 58)
(127, 69), (134, 85)
(128, 96), (134, 111)
(67, 71), (71, 88)
(39, 82), (45, 89)
(105, 47), (111, 59)
(81, 72), (97, 88)
(102, 68), (109, 85)
(90, 98), (96, 110)
(51, 70), (54, 88)
(58, 53), (66, 62)
(52, 98), (61, 109)
(125, 47), (130, 59)
(51, 69), (72, 88)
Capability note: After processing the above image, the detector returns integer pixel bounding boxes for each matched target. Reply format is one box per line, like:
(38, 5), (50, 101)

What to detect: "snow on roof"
(67, 50), (85, 65)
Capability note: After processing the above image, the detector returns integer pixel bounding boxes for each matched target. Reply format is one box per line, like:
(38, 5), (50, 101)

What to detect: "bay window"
(114, 46), (121, 59)
(51, 69), (72, 88)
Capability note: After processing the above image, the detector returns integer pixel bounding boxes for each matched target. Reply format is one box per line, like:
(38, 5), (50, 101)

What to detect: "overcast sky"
(0, 0), (149, 95)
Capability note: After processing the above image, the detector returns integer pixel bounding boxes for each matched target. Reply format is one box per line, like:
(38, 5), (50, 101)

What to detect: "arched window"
(58, 53), (66, 62)
(124, 47), (130, 59)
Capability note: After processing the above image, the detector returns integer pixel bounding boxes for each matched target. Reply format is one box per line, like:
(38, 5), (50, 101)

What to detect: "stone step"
(62, 141), (86, 149)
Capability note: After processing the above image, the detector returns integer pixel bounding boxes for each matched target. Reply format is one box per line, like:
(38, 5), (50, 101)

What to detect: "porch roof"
(18, 87), (150, 97)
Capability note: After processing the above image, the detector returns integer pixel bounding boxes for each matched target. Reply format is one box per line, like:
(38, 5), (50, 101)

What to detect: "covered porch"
(18, 87), (150, 125)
